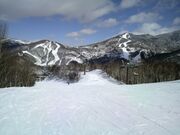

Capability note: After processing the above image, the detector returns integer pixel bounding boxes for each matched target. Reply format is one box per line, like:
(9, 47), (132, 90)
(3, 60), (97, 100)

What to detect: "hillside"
(1, 30), (180, 86)
(2, 30), (180, 66)
(0, 70), (180, 135)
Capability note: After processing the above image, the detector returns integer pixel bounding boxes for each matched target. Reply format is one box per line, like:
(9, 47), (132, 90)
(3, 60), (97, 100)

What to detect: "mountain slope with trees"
(1, 30), (180, 87)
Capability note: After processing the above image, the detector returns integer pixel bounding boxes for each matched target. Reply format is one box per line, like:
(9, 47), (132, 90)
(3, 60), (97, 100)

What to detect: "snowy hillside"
(2, 30), (180, 67)
(22, 40), (84, 66)
(0, 70), (180, 135)
(21, 32), (154, 66)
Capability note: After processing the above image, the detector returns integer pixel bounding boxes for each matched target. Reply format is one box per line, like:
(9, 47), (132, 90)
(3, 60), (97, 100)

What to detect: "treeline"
(0, 22), (37, 88)
(45, 59), (180, 84)
(0, 22), (7, 59)
(45, 61), (85, 83)
(85, 60), (180, 84)
(1, 56), (179, 87)
(133, 61), (179, 84)
(0, 52), (36, 88)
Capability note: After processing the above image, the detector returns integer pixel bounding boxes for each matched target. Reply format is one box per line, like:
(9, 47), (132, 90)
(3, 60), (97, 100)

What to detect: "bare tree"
(0, 22), (7, 58)
(0, 23), (7, 38)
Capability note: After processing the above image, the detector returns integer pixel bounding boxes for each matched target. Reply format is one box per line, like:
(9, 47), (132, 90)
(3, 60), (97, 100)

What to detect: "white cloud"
(154, 0), (179, 11)
(173, 17), (180, 25)
(80, 28), (97, 35)
(134, 22), (180, 35)
(135, 23), (161, 35)
(0, 0), (115, 23)
(126, 12), (161, 23)
(66, 28), (97, 38)
(97, 18), (119, 28)
(66, 32), (80, 38)
(120, 0), (141, 9)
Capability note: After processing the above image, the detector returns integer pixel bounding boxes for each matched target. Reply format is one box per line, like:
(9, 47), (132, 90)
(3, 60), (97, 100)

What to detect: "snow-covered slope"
(21, 40), (83, 66)
(2, 30), (180, 66)
(23, 41), (62, 66)
(20, 32), (155, 66)
(0, 70), (180, 135)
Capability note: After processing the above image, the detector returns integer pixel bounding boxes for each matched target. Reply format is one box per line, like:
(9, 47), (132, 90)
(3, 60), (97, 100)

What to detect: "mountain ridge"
(1, 30), (180, 86)
(2, 30), (180, 66)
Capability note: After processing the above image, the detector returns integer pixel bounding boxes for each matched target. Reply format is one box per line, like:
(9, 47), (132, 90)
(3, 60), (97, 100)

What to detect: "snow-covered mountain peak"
(20, 32), (151, 66)
(122, 32), (131, 39)
(7, 30), (179, 67)
(121, 32), (131, 40)
(118, 32), (131, 43)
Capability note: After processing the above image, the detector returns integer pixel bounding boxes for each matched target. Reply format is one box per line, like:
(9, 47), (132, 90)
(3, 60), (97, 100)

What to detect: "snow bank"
(0, 70), (180, 135)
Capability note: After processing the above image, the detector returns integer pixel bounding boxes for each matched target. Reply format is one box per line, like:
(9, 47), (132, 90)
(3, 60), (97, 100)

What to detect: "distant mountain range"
(2, 30), (180, 66)
(1, 30), (180, 85)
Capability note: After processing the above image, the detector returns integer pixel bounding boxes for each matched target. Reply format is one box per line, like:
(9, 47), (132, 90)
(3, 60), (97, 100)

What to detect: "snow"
(119, 40), (132, 60)
(48, 42), (61, 65)
(14, 40), (32, 44)
(22, 41), (85, 66)
(118, 33), (143, 62)
(22, 50), (42, 65)
(121, 32), (130, 39)
(23, 41), (61, 66)
(0, 70), (180, 135)
(66, 56), (83, 65)
(118, 33), (132, 60)
(33, 42), (47, 49)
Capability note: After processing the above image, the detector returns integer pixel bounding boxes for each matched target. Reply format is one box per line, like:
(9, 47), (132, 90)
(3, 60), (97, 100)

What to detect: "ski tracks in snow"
(0, 70), (180, 135)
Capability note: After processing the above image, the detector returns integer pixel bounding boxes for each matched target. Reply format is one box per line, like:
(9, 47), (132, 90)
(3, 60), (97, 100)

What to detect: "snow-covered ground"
(0, 70), (180, 135)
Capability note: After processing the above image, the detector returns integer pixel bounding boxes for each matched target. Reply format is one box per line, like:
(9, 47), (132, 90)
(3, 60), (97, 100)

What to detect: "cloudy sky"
(0, 0), (180, 46)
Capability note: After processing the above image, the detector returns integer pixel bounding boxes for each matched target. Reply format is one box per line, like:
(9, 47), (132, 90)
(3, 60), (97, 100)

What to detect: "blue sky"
(0, 0), (180, 46)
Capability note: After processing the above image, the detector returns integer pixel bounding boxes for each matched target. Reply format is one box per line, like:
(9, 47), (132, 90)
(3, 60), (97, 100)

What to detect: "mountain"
(1, 30), (180, 86)
(2, 30), (180, 66)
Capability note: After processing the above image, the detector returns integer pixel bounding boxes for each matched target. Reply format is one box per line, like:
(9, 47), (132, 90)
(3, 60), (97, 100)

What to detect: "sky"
(0, 0), (180, 46)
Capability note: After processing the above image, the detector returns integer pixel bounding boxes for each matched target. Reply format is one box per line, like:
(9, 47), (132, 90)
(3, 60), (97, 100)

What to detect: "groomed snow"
(48, 42), (61, 65)
(121, 32), (130, 39)
(23, 41), (61, 66)
(22, 50), (42, 65)
(0, 70), (180, 135)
